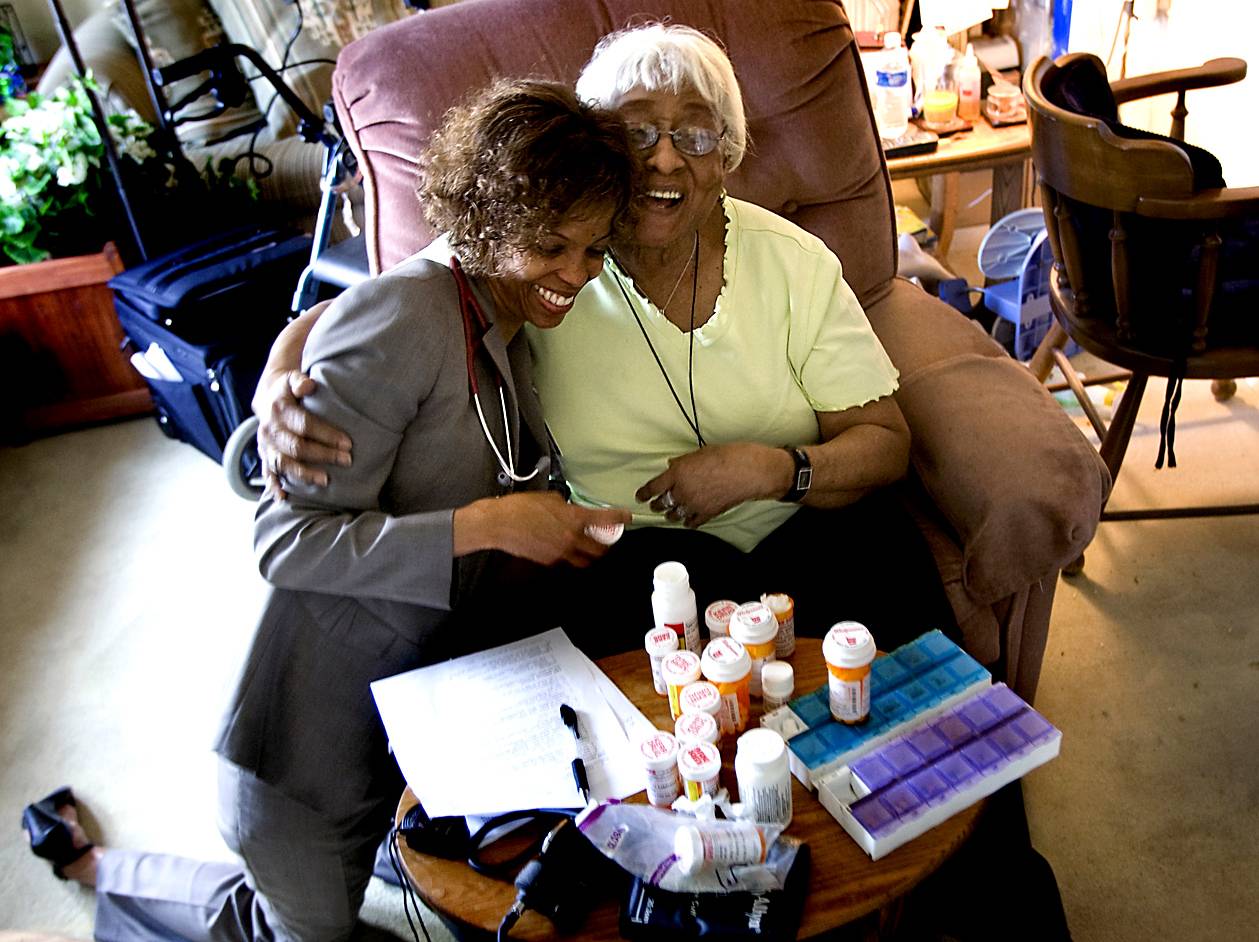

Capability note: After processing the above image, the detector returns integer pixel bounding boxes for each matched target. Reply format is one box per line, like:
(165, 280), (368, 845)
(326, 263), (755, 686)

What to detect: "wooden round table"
(394, 638), (981, 940)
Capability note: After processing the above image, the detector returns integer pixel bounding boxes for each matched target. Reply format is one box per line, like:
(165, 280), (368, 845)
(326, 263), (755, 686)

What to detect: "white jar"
(676, 739), (722, 801)
(651, 561), (701, 653)
(704, 599), (738, 638)
(760, 592), (796, 658)
(735, 728), (793, 826)
(822, 621), (877, 724)
(644, 626), (679, 696)
(729, 601), (778, 698)
(674, 710), (721, 748)
(759, 660), (796, 713)
(638, 731), (681, 807)
(661, 649), (702, 720)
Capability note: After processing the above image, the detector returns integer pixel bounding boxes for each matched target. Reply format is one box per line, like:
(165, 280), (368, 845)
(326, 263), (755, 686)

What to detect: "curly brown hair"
(418, 79), (638, 276)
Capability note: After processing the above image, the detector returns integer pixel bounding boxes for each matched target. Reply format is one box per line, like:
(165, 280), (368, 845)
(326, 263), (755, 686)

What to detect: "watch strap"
(780, 446), (812, 502)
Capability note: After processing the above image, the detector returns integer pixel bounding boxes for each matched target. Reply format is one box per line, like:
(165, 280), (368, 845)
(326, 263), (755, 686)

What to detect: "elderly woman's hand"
(635, 443), (790, 527)
(254, 369), (353, 499)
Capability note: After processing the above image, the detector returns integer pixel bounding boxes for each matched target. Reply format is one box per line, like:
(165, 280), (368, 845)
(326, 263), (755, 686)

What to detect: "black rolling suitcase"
(110, 225), (311, 461)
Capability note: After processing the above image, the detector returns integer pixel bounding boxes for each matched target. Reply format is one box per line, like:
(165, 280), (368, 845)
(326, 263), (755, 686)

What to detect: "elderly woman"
(21, 80), (635, 942)
(257, 23), (952, 648)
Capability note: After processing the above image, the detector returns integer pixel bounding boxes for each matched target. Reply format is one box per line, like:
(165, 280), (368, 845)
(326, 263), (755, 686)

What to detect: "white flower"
(56, 152), (89, 187)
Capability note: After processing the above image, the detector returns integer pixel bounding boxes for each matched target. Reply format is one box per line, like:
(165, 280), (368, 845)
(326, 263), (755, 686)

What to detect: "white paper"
(918, 0), (997, 35)
(143, 343), (183, 382)
(372, 627), (651, 818)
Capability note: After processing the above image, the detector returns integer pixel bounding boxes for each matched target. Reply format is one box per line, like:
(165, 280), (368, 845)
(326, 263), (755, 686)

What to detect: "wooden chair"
(1024, 52), (1259, 571)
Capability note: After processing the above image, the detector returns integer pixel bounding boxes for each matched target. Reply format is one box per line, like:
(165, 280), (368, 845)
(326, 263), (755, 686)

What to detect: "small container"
(955, 43), (982, 122)
(675, 710), (721, 748)
(584, 522), (624, 545)
(759, 661), (796, 712)
(759, 592), (796, 658)
(729, 602), (778, 698)
(661, 649), (702, 720)
(822, 621), (877, 724)
(985, 82), (1024, 123)
(704, 599), (738, 638)
(652, 561), (701, 652)
(677, 680), (723, 722)
(676, 740), (722, 801)
(700, 637), (752, 735)
(922, 58), (958, 129)
(644, 626), (680, 696)
(735, 728), (793, 826)
(638, 730), (681, 807)
(673, 821), (770, 874)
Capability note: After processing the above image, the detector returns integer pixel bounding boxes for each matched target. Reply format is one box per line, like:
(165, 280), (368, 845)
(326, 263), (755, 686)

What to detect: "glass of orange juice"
(922, 62), (958, 129)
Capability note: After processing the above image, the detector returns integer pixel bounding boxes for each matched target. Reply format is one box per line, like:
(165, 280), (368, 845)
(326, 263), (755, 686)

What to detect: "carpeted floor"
(2, 316), (1256, 939)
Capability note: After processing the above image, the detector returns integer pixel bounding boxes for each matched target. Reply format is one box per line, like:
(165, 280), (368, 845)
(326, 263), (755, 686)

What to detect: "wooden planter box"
(0, 243), (152, 439)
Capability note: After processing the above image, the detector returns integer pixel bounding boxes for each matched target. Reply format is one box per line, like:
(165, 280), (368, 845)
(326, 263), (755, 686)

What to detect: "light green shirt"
(528, 196), (899, 552)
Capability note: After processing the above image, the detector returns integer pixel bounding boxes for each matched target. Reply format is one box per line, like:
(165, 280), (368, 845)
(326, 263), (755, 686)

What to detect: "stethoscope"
(450, 256), (540, 484)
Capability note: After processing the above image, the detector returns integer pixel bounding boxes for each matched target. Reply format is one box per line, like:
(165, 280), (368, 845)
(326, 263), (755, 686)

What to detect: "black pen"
(559, 702), (591, 805)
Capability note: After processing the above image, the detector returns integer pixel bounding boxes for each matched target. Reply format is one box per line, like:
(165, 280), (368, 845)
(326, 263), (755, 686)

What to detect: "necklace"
(611, 232), (706, 447)
(657, 235), (698, 313)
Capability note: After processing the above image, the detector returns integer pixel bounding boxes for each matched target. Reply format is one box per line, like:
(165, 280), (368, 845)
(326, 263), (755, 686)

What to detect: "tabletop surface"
(887, 118), (1031, 178)
(394, 637), (982, 940)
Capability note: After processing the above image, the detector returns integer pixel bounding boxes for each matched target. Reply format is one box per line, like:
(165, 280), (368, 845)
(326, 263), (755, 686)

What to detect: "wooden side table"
(394, 638), (982, 940)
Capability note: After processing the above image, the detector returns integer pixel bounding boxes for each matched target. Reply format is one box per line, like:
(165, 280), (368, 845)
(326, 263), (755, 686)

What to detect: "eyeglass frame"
(624, 121), (726, 158)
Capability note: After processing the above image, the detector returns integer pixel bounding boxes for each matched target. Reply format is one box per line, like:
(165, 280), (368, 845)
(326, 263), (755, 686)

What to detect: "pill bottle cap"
(729, 601), (777, 645)
(823, 621), (876, 668)
(637, 731), (678, 771)
(760, 661), (795, 699)
(644, 626), (680, 657)
(676, 740), (722, 781)
(760, 593), (793, 617)
(735, 727), (788, 771)
(660, 649), (702, 685)
(584, 522), (624, 546)
(653, 561), (692, 598)
(674, 825), (705, 874)
(675, 711), (720, 746)
(704, 599), (738, 633)
(700, 637), (751, 682)
(678, 680), (722, 716)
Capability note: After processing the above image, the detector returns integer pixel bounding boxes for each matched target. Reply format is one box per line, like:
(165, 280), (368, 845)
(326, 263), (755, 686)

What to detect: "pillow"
(206, 0), (417, 143)
(1042, 55), (1225, 190)
(108, 0), (266, 150)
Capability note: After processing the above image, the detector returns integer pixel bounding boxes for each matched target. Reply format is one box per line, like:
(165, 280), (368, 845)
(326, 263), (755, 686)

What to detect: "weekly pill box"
(816, 682), (1061, 860)
(761, 630), (990, 789)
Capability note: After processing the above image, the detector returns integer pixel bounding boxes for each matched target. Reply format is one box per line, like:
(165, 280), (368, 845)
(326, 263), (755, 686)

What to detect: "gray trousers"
(93, 759), (394, 942)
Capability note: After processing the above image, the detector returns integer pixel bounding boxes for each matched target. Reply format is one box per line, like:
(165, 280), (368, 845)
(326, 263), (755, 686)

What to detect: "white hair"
(575, 23), (747, 171)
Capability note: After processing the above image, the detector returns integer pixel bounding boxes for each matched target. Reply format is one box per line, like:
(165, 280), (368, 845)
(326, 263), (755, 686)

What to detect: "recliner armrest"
(865, 279), (1111, 603)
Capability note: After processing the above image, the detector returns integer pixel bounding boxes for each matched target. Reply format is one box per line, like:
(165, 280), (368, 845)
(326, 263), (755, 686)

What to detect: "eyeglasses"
(626, 122), (725, 157)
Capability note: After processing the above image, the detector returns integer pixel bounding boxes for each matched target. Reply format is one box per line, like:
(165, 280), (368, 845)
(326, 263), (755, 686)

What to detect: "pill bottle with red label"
(644, 626), (679, 696)
(760, 592), (796, 658)
(638, 730), (681, 807)
(700, 637), (752, 735)
(652, 561), (701, 652)
(822, 621), (876, 724)
(661, 649), (702, 720)
(729, 601), (778, 698)
(676, 740), (722, 801)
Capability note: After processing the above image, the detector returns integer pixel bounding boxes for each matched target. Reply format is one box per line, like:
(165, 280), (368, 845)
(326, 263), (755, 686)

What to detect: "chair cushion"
(1041, 56), (1225, 190)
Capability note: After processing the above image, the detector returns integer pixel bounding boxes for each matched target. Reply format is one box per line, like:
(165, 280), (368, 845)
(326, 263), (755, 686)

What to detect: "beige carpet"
(2, 375), (1256, 939)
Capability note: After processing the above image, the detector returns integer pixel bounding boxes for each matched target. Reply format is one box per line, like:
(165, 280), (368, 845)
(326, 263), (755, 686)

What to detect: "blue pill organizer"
(760, 631), (1061, 859)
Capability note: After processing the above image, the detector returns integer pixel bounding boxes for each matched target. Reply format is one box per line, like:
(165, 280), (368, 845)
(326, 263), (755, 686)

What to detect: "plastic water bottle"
(874, 31), (911, 141)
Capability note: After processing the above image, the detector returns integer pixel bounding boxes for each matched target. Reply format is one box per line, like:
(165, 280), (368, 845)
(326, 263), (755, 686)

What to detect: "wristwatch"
(780, 446), (812, 502)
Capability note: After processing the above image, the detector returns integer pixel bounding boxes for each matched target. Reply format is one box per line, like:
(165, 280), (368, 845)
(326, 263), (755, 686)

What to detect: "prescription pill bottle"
(638, 730), (681, 807)
(822, 621), (876, 724)
(674, 710), (721, 748)
(729, 602), (778, 698)
(759, 661), (795, 713)
(678, 679), (722, 720)
(734, 728), (793, 826)
(704, 599), (738, 639)
(644, 626), (680, 696)
(700, 637), (752, 735)
(760, 592), (796, 658)
(673, 821), (770, 874)
(652, 561), (701, 652)
(661, 649), (702, 720)
(676, 740), (722, 801)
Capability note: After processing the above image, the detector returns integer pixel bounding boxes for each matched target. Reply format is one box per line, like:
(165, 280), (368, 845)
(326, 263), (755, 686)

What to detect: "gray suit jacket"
(215, 255), (550, 818)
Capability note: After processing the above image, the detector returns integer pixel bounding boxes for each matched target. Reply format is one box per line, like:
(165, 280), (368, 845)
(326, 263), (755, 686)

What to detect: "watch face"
(797, 466), (813, 491)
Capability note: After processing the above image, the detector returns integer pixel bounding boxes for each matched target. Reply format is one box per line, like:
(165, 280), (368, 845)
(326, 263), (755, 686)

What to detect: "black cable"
(388, 825), (433, 942)
(239, 1), (306, 181)
(686, 233), (704, 447)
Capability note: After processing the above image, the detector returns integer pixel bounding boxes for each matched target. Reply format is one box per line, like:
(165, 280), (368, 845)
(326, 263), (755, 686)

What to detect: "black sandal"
(21, 786), (95, 880)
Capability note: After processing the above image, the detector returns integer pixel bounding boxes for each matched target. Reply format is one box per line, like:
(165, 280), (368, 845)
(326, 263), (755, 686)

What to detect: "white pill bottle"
(652, 561), (701, 653)
(735, 728), (793, 826)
